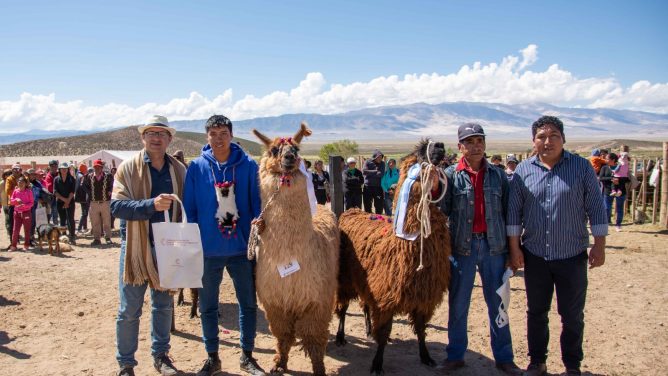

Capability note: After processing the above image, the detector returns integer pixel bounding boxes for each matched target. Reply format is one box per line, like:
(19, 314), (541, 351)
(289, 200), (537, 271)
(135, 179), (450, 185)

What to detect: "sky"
(0, 0), (666, 132)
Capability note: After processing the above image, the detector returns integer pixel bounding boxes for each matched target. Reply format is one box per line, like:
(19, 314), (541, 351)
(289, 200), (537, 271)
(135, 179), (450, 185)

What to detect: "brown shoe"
(524, 362), (547, 376)
(496, 362), (522, 375)
(436, 359), (465, 371)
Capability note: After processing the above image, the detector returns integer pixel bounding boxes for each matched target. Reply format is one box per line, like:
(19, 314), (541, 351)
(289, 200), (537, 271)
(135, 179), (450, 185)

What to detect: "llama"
(250, 123), (340, 376)
(335, 139), (452, 375)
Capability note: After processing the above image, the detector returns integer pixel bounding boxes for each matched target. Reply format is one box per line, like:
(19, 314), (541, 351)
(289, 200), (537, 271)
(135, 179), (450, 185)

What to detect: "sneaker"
(91, 239), (102, 246)
(69, 237), (76, 245)
(197, 355), (222, 376)
(105, 237), (113, 245)
(9, 246), (17, 252)
(240, 351), (266, 375)
(615, 225), (622, 232)
(153, 353), (178, 376)
(118, 367), (135, 376)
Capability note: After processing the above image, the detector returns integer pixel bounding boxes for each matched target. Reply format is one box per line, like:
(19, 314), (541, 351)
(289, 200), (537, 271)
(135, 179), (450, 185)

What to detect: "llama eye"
(271, 147), (279, 156)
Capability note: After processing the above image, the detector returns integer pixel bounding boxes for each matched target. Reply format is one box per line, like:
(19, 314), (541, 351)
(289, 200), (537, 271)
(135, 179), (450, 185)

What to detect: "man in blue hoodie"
(183, 115), (265, 376)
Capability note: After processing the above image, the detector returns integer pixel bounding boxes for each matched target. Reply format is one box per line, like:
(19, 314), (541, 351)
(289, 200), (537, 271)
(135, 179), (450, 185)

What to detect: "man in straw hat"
(110, 115), (186, 376)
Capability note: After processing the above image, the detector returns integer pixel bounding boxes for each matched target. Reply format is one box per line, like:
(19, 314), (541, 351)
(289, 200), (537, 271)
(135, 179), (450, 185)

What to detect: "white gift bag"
(35, 206), (48, 227)
(152, 195), (204, 289)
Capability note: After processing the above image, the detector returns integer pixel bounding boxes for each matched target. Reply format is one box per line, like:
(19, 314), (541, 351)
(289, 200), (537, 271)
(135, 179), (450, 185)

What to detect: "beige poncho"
(112, 150), (186, 290)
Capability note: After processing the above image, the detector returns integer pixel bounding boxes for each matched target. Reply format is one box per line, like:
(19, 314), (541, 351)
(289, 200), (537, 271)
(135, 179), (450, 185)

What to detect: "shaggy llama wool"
(252, 123), (340, 376)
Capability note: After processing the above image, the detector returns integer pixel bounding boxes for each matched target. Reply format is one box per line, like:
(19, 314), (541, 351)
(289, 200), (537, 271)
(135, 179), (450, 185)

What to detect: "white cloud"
(1, 44), (667, 133)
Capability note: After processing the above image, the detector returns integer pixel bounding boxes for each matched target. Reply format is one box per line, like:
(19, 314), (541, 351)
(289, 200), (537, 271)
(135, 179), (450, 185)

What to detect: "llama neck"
(261, 173), (312, 228)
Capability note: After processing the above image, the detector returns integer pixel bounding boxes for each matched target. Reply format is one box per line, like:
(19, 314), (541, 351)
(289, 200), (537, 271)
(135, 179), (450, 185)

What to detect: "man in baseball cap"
(438, 123), (519, 374)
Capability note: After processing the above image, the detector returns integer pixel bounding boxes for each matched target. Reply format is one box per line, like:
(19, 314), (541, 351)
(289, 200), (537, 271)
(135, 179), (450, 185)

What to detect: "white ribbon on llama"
(298, 159), (317, 216)
(393, 163), (421, 241)
(495, 268), (514, 328)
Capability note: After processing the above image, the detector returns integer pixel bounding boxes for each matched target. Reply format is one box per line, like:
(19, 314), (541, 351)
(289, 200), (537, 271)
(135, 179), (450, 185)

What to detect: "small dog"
(37, 224), (61, 255)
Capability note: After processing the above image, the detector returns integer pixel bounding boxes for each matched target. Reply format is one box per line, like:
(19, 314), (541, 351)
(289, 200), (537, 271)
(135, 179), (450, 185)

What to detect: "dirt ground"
(1, 219), (666, 376)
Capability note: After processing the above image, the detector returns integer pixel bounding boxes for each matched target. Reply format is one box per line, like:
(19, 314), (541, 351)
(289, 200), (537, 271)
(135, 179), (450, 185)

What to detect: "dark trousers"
(315, 189), (327, 205)
(4, 206), (13, 240)
(78, 202), (90, 231)
(57, 201), (76, 238)
(363, 185), (384, 214)
(524, 249), (588, 369)
(344, 191), (362, 210)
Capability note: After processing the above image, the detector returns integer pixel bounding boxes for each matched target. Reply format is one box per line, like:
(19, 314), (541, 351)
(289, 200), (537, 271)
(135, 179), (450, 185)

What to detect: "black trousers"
(315, 189), (327, 205)
(78, 202), (90, 231)
(362, 185), (384, 214)
(524, 249), (588, 369)
(344, 191), (362, 210)
(57, 201), (76, 238)
(4, 206), (13, 240)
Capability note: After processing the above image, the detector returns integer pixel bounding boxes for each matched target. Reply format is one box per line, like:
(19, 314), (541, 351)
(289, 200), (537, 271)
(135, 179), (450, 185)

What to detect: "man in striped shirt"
(507, 116), (607, 376)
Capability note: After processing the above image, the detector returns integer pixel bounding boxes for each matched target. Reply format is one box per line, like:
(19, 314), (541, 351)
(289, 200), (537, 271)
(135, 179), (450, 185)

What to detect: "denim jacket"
(439, 163), (509, 256)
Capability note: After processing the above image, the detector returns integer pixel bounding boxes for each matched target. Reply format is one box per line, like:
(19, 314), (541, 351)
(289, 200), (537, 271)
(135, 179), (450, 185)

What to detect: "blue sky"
(0, 0), (666, 130)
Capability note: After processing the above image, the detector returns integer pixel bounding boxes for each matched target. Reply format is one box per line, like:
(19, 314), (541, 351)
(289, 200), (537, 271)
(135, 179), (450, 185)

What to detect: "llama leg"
(190, 288), (199, 318)
(296, 310), (330, 376)
(170, 299), (176, 333)
(370, 314), (393, 375)
(176, 288), (185, 306)
(335, 302), (349, 346)
(266, 310), (295, 374)
(363, 304), (372, 339)
(411, 311), (436, 366)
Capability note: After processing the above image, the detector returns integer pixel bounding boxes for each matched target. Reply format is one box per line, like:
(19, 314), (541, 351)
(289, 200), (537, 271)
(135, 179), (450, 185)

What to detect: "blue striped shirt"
(507, 150), (608, 260)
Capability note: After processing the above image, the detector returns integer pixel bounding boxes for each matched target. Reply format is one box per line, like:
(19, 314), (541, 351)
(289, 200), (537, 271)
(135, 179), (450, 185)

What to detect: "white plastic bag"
(152, 196), (204, 289)
(35, 206), (48, 227)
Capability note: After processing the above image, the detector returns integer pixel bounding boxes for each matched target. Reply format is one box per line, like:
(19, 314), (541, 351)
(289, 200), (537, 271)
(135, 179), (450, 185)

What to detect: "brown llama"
(251, 123), (340, 376)
(336, 139), (452, 375)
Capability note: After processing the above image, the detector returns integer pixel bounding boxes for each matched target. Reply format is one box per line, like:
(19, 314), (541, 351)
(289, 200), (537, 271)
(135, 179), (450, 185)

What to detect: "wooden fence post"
(660, 142), (668, 228)
(641, 159), (648, 214)
(329, 155), (344, 219)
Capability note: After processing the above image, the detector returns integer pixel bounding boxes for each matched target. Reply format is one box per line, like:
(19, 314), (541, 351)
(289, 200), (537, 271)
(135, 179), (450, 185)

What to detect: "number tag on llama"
(277, 259), (301, 278)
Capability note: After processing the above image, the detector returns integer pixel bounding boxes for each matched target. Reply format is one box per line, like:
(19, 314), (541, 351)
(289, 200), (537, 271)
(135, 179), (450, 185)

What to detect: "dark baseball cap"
(458, 123), (486, 142)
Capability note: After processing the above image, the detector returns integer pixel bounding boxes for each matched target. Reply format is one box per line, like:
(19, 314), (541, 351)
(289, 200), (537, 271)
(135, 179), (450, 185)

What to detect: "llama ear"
(252, 129), (273, 147)
(292, 122), (312, 145)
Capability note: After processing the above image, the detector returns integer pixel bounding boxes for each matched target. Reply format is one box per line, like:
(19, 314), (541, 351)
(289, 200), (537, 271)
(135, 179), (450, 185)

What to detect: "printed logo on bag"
(160, 238), (200, 246)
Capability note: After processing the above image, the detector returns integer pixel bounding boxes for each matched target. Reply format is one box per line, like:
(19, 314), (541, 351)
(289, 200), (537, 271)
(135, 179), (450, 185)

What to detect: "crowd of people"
(0, 158), (121, 250)
(1, 113), (630, 376)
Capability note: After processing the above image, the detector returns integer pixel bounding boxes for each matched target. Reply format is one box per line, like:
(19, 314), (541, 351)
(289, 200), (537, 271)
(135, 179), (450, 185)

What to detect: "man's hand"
(154, 194), (175, 211)
(588, 243), (606, 269)
(508, 245), (524, 272)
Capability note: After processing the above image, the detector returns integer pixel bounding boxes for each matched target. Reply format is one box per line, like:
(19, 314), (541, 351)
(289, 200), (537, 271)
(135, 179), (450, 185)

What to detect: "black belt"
(472, 232), (487, 239)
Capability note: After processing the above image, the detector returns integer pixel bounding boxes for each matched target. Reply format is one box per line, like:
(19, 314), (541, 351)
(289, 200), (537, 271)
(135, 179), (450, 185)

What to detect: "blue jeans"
(604, 194), (625, 226)
(383, 195), (393, 216)
(200, 254), (257, 353)
(50, 195), (59, 225)
(447, 237), (514, 363)
(116, 242), (173, 367)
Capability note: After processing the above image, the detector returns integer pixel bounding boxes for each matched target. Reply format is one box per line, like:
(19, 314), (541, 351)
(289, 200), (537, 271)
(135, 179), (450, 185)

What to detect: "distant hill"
(170, 102), (668, 141)
(0, 126), (262, 158)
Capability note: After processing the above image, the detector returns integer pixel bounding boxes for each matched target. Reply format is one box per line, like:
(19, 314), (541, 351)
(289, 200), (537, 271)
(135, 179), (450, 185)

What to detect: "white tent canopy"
(81, 150), (139, 168)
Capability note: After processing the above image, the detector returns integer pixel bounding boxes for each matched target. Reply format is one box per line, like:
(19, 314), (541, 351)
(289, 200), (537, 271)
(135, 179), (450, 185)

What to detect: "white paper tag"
(277, 260), (300, 278)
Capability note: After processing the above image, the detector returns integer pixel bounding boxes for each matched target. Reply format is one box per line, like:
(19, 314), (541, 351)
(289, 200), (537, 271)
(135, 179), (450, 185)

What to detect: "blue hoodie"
(183, 143), (261, 258)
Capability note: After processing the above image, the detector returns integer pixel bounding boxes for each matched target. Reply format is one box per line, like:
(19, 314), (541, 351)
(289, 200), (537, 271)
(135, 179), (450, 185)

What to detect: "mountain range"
(1, 102), (666, 145)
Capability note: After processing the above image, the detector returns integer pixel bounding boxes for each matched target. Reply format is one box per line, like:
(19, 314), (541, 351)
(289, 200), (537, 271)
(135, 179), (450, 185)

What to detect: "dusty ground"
(0, 219), (666, 376)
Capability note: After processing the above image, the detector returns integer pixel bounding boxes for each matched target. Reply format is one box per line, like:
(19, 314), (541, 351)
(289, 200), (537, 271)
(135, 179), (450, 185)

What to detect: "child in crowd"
(9, 176), (34, 251)
(610, 152), (629, 196)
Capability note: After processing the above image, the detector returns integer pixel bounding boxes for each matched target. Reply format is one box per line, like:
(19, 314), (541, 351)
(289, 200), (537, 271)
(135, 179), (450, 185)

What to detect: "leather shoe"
(566, 368), (581, 375)
(496, 362), (522, 375)
(524, 362), (547, 376)
(436, 359), (465, 371)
